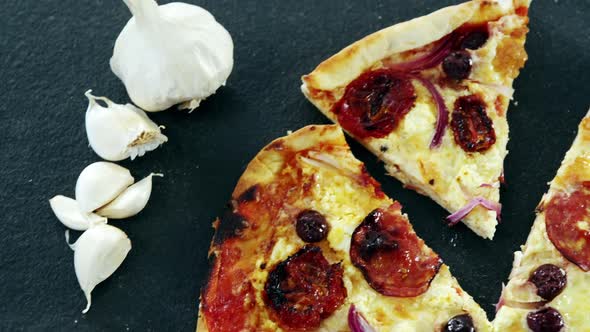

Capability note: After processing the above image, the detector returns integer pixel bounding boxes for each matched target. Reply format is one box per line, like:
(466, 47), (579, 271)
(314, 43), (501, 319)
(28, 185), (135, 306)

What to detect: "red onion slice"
(386, 34), (455, 73)
(480, 182), (500, 188)
(495, 283), (506, 312)
(411, 76), (448, 148)
(348, 304), (376, 332)
(446, 197), (502, 226)
(381, 34), (456, 149)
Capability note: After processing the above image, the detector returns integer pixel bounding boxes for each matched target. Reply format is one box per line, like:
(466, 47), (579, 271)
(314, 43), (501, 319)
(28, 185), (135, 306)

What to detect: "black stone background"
(1, 0), (589, 331)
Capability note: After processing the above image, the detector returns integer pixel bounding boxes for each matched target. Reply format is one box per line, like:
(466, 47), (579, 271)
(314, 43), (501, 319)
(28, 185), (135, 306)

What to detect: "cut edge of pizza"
(301, 0), (531, 239)
(493, 109), (590, 331)
(197, 125), (491, 331)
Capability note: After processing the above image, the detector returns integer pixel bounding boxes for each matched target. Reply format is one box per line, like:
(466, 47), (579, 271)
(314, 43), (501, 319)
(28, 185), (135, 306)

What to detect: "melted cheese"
(493, 306), (529, 332)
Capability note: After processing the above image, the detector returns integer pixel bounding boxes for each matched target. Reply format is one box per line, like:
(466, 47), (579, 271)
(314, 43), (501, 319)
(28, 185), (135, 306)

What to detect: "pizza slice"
(197, 125), (491, 331)
(493, 110), (590, 332)
(301, 0), (531, 239)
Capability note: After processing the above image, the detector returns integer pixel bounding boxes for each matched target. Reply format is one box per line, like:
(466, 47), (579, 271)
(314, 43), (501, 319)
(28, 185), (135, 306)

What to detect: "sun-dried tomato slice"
(545, 183), (590, 271)
(350, 204), (442, 297)
(264, 246), (346, 330)
(333, 69), (417, 139)
(451, 95), (496, 152)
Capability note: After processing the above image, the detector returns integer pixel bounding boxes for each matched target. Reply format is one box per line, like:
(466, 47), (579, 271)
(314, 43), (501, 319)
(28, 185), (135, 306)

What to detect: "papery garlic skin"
(49, 195), (107, 231)
(96, 173), (163, 219)
(85, 90), (168, 161)
(75, 162), (134, 212)
(110, 0), (234, 112)
(67, 225), (131, 314)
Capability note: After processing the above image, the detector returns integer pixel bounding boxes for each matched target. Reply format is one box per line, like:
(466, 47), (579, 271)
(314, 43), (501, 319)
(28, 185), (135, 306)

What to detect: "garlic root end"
(65, 230), (76, 251)
(82, 292), (92, 314)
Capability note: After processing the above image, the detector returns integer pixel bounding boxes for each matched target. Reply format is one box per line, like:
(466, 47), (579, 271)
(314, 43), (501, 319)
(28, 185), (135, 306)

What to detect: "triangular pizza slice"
(494, 110), (590, 331)
(197, 125), (491, 331)
(301, 0), (531, 239)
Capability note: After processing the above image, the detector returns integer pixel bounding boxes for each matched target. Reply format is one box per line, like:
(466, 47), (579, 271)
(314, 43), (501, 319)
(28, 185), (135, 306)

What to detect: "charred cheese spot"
(493, 37), (527, 80)
(213, 206), (249, 245)
(237, 185), (259, 203)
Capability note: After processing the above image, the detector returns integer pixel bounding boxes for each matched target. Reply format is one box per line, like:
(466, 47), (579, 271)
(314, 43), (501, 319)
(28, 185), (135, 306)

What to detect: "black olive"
(527, 307), (564, 332)
(296, 210), (329, 243)
(529, 264), (567, 301)
(444, 314), (476, 332)
(442, 51), (472, 80)
(460, 30), (489, 50)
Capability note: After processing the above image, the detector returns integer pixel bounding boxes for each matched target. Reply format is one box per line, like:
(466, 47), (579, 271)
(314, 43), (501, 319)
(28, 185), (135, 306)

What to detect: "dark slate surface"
(1, 0), (589, 331)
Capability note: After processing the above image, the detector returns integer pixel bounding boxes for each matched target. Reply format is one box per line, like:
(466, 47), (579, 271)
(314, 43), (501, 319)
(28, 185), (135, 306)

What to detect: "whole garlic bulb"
(66, 225), (131, 313)
(85, 90), (168, 161)
(110, 0), (234, 112)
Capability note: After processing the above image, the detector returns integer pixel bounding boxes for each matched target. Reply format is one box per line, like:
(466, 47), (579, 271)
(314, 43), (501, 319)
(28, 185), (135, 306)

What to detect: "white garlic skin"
(85, 90), (168, 161)
(110, 0), (234, 112)
(67, 225), (131, 313)
(96, 173), (162, 219)
(75, 162), (134, 212)
(49, 195), (107, 231)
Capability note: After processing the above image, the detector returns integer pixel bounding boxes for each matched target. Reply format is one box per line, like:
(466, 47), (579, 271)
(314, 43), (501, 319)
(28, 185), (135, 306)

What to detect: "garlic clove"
(96, 173), (163, 219)
(75, 162), (135, 213)
(84, 90), (168, 161)
(67, 224), (131, 314)
(49, 195), (107, 231)
(110, 0), (234, 112)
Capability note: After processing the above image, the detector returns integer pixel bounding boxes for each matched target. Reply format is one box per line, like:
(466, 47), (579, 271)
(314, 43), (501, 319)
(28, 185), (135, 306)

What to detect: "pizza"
(301, 0), (531, 239)
(494, 111), (590, 331)
(197, 125), (491, 331)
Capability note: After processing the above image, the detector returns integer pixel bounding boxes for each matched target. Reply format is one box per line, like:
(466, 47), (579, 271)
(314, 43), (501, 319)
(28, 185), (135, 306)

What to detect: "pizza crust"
(195, 312), (207, 332)
(302, 1), (478, 91)
(229, 124), (350, 199)
(301, 0), (529, 92)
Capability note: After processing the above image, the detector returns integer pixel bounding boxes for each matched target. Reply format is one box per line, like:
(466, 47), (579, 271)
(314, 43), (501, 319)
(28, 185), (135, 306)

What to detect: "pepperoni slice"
(545, 183), (590, 271)
(350, 204), (442, 297)
(333, 69), (417, 139)
(451, 95), (496, 152)
(264, 246), (347, 330)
